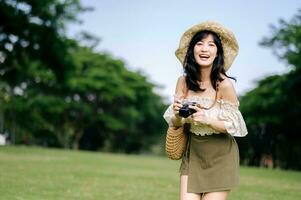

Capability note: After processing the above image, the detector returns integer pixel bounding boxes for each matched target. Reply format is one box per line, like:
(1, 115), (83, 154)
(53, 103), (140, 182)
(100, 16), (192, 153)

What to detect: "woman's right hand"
(172, 99), (194, 126)
(173, 100), (182, 116)
(172, 95), (194, 125)
(173, 94), (183, 119)
(170, 98), (183, 127)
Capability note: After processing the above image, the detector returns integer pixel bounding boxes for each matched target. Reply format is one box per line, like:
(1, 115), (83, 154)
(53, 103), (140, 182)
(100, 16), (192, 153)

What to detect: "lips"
(199, 54), (209, 58)
(199, 54), (210, 59)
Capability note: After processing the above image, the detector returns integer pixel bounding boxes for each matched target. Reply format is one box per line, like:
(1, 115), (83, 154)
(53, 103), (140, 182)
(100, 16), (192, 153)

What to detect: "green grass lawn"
(0, 146), (301, 200)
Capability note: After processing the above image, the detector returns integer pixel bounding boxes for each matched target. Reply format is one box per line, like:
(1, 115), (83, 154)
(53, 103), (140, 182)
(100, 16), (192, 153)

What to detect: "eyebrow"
(199, 40), (215, 43)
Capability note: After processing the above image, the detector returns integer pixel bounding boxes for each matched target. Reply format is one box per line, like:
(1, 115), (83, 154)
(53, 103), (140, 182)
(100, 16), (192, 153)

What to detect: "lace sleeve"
(163, 104), (175, 126)
(218, 100), (248, 137)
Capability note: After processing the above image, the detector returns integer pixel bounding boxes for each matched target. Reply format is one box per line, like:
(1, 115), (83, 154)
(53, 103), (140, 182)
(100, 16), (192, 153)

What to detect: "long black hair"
(184, 30), (236, 92)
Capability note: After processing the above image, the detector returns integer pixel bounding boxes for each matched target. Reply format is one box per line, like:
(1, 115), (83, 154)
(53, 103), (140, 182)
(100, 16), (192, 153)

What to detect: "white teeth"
(199, 55), (209, 58)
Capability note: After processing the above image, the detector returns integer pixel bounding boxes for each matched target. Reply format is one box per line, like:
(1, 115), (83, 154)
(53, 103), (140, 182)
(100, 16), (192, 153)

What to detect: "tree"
(239, 9), (301, 170)
(68, 46), (166, 153)
(0, 0), (86, 147)
(0, 0), (88, 84)
(0, 1), (167, 153)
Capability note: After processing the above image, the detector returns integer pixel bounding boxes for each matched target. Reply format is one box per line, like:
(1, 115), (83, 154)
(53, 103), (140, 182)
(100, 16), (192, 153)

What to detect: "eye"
(209, 43), (216, 47)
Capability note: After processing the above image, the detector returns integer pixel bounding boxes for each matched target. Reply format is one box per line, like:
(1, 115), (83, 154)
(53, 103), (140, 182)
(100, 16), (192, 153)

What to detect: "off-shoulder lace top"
(163, 96), (248, 137)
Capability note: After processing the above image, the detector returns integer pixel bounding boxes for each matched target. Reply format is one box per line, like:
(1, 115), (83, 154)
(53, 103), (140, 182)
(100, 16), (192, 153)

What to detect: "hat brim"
(175, 21), (239, 71)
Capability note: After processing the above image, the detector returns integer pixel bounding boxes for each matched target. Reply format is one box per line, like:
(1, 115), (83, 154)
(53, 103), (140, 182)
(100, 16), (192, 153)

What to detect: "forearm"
(170, 115), (184, 127)
(207, 118), (228, 133)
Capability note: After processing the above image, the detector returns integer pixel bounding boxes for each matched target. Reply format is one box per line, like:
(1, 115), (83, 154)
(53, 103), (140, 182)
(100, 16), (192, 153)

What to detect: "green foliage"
(239, 9), (301, 170)
(0, 0), (166, 153)
(65, 46), (166, 152)
(0, 0), (86, 84)
(260, 9), (301, 71)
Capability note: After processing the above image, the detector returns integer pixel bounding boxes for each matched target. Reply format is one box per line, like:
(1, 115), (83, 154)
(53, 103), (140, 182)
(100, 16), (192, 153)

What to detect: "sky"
(67, 0), (300, 102)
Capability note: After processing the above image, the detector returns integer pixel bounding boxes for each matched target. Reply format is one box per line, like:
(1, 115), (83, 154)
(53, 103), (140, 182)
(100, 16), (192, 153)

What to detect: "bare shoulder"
(218, 76), (238, 104)
(177, 75), (186, 85)
(219, 76), (234, 91)
(175, 75), (187, 95)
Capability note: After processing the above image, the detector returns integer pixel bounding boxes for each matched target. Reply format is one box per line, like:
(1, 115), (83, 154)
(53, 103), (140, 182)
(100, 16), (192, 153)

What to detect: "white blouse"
(163, 96), (248, 137)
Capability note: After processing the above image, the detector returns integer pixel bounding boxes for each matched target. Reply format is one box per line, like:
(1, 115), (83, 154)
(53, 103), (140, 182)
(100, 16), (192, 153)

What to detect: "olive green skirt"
(180, 132), (240, 193)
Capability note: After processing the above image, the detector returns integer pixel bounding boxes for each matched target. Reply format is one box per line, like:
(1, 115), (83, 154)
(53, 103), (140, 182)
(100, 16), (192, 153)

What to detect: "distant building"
(260, 154), (274, 169)
(0, 134), (6, 145)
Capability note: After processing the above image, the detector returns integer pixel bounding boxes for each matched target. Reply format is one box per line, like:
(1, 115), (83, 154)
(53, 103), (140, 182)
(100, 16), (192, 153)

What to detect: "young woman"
(163, 21), (248, 200)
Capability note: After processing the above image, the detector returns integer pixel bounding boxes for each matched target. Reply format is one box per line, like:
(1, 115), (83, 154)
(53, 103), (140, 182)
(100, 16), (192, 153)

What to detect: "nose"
(200, 44), (209, 52)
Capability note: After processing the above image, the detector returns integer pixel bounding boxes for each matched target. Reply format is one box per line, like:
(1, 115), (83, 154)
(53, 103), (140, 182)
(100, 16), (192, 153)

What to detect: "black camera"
(179, 101), (197, 118)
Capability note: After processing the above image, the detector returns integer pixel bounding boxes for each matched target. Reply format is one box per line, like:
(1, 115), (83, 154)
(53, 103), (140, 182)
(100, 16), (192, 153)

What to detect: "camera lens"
(179, 103), (196, 118)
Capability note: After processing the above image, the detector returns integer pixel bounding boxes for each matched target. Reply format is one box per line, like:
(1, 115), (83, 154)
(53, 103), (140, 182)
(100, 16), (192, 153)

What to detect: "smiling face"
(193, 34), (217, 68)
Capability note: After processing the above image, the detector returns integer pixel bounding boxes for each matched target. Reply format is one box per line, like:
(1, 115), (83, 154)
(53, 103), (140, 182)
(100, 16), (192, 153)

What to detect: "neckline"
(185, 96), (239, 107)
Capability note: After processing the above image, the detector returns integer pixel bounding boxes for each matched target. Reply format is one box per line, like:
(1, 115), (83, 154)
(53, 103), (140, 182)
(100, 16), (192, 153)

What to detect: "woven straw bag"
(165, 82), (189, 160)
(165, 125), (187, 160)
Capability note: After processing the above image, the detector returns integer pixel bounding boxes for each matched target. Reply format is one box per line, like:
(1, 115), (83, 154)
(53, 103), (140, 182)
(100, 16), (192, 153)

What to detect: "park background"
(0, 0), (301, 199)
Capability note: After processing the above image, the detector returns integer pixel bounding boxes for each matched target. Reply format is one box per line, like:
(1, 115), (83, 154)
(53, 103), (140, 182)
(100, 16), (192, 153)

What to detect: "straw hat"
(175, 21), (239, 71)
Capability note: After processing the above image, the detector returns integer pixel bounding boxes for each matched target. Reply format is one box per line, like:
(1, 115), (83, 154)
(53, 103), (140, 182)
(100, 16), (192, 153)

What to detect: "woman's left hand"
(189, 105), (211, 126)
